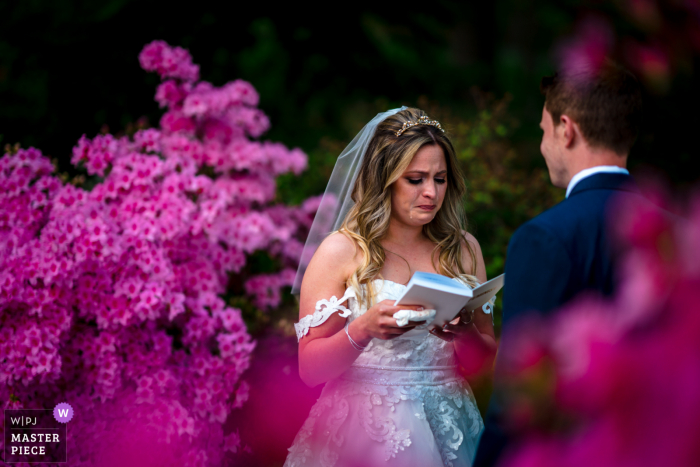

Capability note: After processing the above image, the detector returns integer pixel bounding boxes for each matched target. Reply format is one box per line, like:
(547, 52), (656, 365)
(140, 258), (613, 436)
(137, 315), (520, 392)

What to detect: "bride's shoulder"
(318, 230), (359, 255)
(460, 230), (482, 252)
(308, 231), (362, 276)
(460, 230), (486, 281)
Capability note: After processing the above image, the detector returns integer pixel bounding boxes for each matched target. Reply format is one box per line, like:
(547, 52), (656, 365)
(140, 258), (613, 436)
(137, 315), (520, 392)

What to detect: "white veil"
(292, 107), (407, 294)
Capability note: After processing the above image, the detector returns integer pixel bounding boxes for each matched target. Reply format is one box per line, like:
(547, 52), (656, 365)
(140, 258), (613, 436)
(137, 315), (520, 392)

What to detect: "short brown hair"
(541, 61), (643, 155)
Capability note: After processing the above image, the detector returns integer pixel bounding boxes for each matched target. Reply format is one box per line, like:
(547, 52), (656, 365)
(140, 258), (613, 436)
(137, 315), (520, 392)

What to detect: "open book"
(393, 272), (505, 334)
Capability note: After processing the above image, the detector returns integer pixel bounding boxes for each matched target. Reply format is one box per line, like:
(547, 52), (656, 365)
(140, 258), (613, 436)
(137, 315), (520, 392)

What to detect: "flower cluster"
(0, 41), (316, 466)
(498, 191), (700, 467)
(139, 40), (200, 82)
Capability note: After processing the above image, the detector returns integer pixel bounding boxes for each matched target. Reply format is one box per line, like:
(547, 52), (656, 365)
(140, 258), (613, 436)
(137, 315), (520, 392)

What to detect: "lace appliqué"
(361, 332), (454, 367)
(284, 378), (483, 467)
(319, 398), (349, 466)
(485, 295), (497, 325)
(481, 295), (497, 315)
(355, 390), (413, 461)
(295, 288), (355, 342)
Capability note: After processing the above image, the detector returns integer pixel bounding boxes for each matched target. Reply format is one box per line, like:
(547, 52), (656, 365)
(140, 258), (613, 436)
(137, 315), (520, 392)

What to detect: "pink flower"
(160, 111), (197, 135)
(223, 430), (241, 453)
(71, 134), (118, 176)
(0, 40), (313, 467)
(224, 79), (259, 107)
(556, 16), (614, 81)
(139, 40), (200, 82)
(244, 270), (296, 309)
(133, 128), (162, 154)
(217, 307), (245, 333)
(154, 80), (191, 109)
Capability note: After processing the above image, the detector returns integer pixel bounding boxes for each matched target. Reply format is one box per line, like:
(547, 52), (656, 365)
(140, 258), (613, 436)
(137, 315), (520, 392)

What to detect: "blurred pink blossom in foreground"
(0, 41), (318, 466)
(500, 191), (700, 467)
(555, 16), (614, 80)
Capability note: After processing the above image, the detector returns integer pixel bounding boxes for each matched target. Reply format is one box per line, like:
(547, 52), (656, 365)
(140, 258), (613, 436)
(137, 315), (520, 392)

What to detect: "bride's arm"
(297, 233), (420, 387)
(434, 232), (498, 376)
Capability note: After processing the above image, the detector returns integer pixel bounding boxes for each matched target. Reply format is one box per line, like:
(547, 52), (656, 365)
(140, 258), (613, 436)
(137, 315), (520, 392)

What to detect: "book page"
(410, 271), (470, 290)
(394, 272), (474, 334)
(464, 274), (505, 311)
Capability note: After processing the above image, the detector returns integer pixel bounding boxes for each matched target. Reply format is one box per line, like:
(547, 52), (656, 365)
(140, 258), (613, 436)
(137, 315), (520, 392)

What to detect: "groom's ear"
(559, 114), (576, 149)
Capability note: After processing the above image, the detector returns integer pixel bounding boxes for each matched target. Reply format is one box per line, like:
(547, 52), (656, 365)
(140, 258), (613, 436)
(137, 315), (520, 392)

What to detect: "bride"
(285, 107), (497, 467)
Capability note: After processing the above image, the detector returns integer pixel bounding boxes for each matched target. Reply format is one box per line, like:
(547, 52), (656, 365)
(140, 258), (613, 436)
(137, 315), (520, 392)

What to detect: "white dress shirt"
(566, 166), (630, 198)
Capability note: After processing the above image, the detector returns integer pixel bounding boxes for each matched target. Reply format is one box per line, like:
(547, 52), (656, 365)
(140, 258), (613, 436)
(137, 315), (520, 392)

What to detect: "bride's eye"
(435, 178), (446, 184)
(407, 178), (422, 185)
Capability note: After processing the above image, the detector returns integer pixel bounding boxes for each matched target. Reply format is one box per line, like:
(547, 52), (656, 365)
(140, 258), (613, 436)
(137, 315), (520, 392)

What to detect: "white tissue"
(393, 308), (437, 327)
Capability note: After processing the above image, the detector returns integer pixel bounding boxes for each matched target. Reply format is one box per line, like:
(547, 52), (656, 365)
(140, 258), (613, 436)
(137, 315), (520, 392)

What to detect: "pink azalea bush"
(0, 40), (319, 466)
(498, 191), (700, 467)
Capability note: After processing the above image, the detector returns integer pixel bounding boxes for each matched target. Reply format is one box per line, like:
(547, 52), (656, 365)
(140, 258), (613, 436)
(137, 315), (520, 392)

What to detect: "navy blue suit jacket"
(474, 172), (645, 466)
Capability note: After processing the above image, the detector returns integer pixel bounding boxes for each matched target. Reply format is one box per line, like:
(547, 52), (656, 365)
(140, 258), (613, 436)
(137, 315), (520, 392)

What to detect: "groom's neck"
(564, 144), (628, 185)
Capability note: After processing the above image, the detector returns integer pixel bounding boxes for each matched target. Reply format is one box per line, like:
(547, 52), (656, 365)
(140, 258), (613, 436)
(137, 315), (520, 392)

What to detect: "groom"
(474, 61), (646, 466)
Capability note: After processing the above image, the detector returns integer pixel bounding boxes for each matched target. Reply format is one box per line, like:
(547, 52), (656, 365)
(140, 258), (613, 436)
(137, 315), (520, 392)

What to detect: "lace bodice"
(345, 279), (458, 371)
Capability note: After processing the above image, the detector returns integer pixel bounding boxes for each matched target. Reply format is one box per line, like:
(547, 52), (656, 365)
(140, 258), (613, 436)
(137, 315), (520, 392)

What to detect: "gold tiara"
(395, 115), (444, 137)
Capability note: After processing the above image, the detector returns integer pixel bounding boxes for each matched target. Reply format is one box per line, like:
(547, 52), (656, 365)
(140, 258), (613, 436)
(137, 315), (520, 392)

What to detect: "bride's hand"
(351, 299), (423, 344)
(428, 308), (478, 342)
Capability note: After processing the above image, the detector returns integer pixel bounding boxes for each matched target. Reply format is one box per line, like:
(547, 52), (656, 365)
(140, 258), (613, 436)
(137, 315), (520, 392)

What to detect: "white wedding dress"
(285, 279), (485, 467)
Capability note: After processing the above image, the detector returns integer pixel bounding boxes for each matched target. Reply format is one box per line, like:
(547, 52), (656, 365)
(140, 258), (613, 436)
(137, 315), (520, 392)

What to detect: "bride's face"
(390, 144), (448, 227)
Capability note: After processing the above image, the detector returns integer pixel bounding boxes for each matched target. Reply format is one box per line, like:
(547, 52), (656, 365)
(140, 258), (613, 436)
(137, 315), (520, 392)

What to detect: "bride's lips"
(417, 205), (436, 211)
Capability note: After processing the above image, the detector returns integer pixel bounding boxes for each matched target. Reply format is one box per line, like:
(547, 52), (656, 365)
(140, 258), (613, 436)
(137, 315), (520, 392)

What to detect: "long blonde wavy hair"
(339, 107), (478, 308)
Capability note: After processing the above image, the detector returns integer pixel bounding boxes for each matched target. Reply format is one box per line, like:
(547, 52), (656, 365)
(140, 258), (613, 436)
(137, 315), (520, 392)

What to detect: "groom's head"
(539, 61), (642, 188)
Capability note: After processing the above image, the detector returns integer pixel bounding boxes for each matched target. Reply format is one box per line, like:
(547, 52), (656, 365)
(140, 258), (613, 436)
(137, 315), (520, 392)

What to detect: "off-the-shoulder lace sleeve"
(481, 296), (497, 325)
(294, 288), (355, 342)
(470, 279), (497, 325)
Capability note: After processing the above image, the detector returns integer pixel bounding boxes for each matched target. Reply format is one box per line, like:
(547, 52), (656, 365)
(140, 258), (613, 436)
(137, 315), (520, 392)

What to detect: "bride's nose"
(422, 181), (437, 199)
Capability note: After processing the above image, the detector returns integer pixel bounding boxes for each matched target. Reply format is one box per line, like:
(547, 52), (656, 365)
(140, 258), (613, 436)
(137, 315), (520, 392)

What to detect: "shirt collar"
(566, 166), (630, 198)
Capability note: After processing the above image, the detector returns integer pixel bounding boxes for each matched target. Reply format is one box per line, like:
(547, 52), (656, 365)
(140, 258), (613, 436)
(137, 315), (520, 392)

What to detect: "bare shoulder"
(304, 231), (362, 284)
(460, 230), (486, 282)
(461, 230), (482, 254)
(299, 231), (363, 321)
(314, 231), (361, 264)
